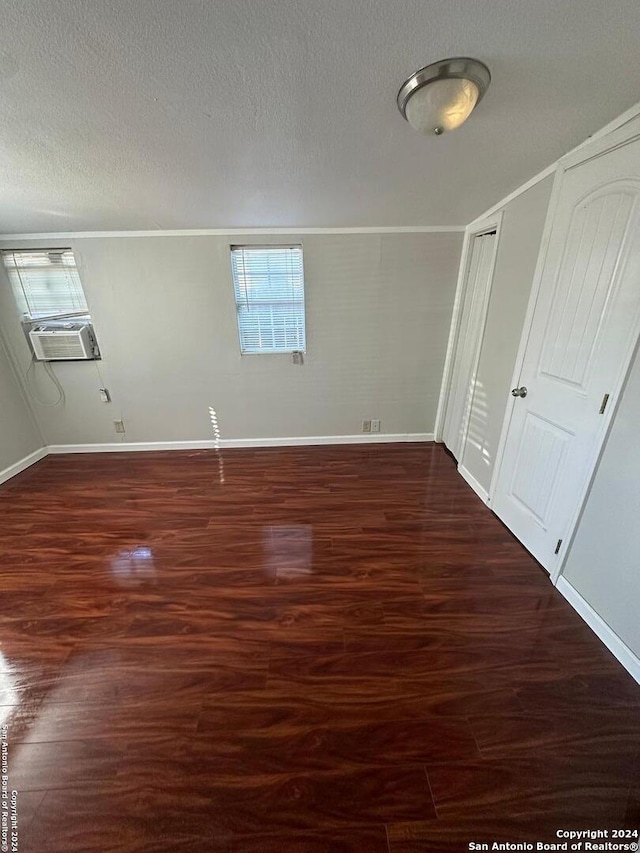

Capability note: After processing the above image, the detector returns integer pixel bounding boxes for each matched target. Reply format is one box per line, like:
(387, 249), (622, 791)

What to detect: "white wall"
(562, 344), (640, 658)
(0, 332), (42, 473)
(0, 232), (462, 446)
(460, 176), (554, 492)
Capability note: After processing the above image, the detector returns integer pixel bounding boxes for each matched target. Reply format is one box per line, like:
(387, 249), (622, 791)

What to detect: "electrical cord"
(26, 356), (66, 407)
(93, 357), (107, 389)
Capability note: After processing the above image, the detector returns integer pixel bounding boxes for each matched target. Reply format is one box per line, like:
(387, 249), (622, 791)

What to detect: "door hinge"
(554, 538), (563, 555)
(599, 393), (610, 414)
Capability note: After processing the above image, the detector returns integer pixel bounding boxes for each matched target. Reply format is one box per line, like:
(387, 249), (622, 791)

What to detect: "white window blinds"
(2, 249), (89, 320)
(230, 245), (306, 354)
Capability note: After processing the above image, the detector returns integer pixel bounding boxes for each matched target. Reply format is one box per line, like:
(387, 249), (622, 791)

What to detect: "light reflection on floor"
(110, 546), (157, 587)
(263, 525), (313, 579)
(208, 406), (225, 484)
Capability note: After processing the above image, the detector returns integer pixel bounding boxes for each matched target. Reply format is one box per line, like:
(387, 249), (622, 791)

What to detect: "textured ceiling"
(2, 0), (640, 233)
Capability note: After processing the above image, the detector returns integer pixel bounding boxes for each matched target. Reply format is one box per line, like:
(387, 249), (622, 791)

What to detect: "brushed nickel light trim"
(397, 57), (491, 135)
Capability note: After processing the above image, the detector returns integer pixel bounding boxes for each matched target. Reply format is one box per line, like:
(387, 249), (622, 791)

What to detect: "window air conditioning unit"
(28, 323), (98, 361)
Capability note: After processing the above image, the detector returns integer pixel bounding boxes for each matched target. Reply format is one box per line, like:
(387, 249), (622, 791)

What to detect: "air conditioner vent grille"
(28, 324), (97, 361)
(37, 336), (87, 359)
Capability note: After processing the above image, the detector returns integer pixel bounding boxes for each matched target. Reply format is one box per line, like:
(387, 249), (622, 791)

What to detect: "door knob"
(511, 386), (528, 398)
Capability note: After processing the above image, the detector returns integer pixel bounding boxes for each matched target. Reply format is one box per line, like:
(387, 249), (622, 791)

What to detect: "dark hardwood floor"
(0, 443), (637, 852)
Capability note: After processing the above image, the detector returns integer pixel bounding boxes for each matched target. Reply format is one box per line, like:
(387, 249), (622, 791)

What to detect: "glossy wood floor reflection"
(0, 444), (638, 852)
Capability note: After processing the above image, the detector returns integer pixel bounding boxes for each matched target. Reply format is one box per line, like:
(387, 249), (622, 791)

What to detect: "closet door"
(442, 231), (497, 460)
(492, 135), (640, 571)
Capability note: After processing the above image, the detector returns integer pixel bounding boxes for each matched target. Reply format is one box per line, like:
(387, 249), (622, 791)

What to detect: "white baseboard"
(46, 432), (434, 454)
(0, 434), (433, 485)
(556, 576), (640, 685)
(458, 464), (489, 503)
(0, 447), (47, 486)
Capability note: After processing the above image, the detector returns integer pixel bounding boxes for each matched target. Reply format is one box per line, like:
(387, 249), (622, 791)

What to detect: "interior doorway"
(439, 224), (499, 463)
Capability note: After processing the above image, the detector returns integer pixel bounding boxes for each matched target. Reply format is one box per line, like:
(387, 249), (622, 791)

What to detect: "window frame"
(230, 243), (307, 356)
(2, 247), (91, 323)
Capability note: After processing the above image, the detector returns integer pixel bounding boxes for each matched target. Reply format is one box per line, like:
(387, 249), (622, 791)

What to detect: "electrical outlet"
(371, 419), (381, 433)
(362, 419), (372, 433)
(114, 420), (126, 434)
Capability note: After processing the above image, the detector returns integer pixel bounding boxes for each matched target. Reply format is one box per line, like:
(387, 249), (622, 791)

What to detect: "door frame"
(488, 113), (640, 584)
(434, 212), (503, 463)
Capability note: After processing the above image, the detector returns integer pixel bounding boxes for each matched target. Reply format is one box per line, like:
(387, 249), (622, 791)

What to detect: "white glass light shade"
(405, 77), (480, 134)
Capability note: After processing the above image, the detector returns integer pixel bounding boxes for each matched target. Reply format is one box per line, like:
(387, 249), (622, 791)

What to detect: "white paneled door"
(442, 230), (497, 460)
(492, 135), (640, 571)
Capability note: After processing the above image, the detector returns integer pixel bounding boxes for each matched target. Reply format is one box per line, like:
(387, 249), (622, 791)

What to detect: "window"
(2, 249), (89, 321)
(230, 245), (306, 354)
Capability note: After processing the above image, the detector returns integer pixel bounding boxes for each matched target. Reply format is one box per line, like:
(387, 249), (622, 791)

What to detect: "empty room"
(0, 1), (639, 850)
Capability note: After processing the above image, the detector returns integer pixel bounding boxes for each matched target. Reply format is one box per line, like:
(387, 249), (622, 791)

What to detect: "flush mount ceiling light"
(397, 57), (491, 136)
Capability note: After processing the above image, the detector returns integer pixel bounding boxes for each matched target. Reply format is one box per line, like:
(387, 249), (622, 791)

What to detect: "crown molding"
(0, 226), (464, 241)
(4, 102), (640, 242)
(467, 163), (557, 227)
(468, 98), (640, 226)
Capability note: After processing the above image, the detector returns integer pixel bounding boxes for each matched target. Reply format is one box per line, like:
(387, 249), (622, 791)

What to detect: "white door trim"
(434, 213), (503, 445)
(434, 228), (473, 441)
(488, 116), (640, 584)
(454, 222), (502, 464)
